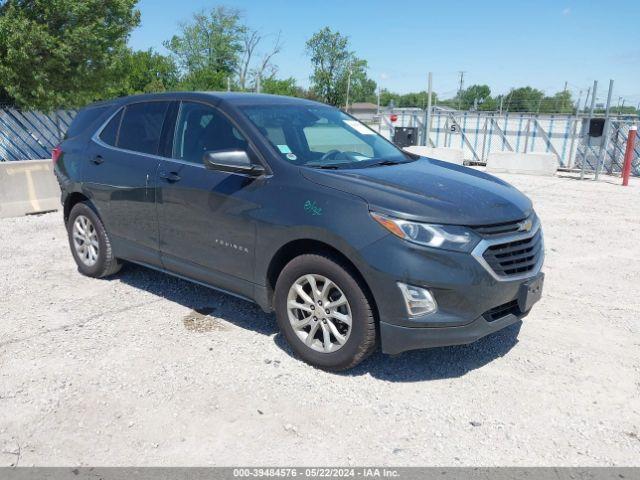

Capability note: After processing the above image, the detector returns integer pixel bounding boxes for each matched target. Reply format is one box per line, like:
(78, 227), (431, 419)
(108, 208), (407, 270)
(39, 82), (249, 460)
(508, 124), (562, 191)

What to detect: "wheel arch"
(63, 191), (91, 223)
(265, 238), (378, 320)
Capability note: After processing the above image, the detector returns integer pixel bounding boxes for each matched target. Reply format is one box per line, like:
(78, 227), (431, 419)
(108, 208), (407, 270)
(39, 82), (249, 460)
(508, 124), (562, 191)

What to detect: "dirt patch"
(182, 307), (228, 332)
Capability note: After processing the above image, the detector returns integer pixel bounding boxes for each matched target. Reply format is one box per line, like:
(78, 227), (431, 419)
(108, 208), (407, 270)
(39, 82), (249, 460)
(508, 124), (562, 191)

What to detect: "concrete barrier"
(486, 151), (558, 176)
(403, 146), (464, 165)
(0, 159), (60, 219)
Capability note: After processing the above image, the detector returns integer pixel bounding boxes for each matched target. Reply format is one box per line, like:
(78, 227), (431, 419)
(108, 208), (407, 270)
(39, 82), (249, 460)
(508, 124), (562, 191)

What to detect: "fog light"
(397, 283), (437, 317)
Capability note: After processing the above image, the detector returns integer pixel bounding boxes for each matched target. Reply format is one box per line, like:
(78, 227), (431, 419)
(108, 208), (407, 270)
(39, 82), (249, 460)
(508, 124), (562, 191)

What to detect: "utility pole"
(256, 75), (261, 93)
(345, 66), (353, 112)
(620, 99), (625, 114)
(376, 87), (381, 115)
(457, 71), (465, 110)
(227, 77), (231, 92)
(499, 96), (504, 114)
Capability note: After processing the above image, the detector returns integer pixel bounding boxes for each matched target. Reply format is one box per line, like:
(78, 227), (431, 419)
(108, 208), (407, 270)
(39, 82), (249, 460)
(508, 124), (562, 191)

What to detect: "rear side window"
(99, 109), (123, 146)
(65, 106), (108, 139)
(117, 102), (170, 155)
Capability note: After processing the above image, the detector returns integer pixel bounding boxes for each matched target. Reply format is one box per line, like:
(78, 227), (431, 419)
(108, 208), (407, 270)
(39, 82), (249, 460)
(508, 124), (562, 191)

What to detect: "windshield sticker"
(304, 200), (323, 216)
(286, 153), (297, 161)
(344, 120), (375, 135)
(277, 144), (292, 154)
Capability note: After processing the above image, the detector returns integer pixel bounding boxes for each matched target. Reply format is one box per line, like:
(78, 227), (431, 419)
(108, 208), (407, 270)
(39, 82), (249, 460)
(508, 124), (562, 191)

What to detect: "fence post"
(595, 79), (614, 180)
(423, 72), (433, 147)
(581, 80), (598, 179)
(567, 116), (580, 169)
(622, 126), (637, 186)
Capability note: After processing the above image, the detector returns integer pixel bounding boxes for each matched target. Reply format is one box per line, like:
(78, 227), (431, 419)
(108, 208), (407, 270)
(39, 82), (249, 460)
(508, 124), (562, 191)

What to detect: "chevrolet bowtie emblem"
(518, 218), (533, 232)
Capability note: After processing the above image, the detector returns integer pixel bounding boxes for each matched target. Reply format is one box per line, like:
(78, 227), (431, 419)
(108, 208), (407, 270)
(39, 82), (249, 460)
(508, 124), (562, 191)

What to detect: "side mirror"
(203, 150), (265, 176)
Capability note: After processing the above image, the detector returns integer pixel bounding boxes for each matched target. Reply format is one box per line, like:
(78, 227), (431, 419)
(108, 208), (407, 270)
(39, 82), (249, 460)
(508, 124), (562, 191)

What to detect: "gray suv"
(54, 92), (544, 370)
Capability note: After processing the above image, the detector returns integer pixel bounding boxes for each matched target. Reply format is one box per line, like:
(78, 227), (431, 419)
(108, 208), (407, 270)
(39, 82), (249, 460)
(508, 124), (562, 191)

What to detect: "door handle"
(92, 155), (104, 165)
(159, 171), (181, 182)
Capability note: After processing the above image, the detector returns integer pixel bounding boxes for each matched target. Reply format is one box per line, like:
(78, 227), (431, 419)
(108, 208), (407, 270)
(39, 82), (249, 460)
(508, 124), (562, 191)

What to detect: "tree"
(348, 59), (377, 103)
(0, 0), (140, 110)
(260, 77), (303, 97)
(539, 90), (573, 114)
(305, 27), (375, 107)
(457, 84), (491, 110)
(109, 48), (179, 97)
(164, 6), (244, 76)
(504, 87), (544, 112)
(177, 69), (228, 91)
(238, 30), (283, 91)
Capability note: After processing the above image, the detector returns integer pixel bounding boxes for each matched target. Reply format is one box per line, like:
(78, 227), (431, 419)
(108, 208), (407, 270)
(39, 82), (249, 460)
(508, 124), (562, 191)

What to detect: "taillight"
(52, 145), (62, 164)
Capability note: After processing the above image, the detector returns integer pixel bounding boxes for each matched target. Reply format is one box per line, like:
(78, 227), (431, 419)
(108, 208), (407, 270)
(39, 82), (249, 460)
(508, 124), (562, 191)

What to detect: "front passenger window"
(173, 102), (247, 164)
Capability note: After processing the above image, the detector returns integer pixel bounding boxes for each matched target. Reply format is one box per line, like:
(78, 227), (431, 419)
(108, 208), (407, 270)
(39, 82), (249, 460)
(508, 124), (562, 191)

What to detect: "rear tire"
(274, 253), (377, 371)
(67, 201), (121, 278)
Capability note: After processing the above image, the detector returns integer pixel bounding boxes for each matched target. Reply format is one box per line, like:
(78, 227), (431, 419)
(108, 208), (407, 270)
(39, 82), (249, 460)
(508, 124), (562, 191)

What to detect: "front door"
(157, 101), (264, 296)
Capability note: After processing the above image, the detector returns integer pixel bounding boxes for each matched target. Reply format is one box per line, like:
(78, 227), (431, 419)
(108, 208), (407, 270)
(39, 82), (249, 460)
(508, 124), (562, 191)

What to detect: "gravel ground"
(0, 172), (639, 466)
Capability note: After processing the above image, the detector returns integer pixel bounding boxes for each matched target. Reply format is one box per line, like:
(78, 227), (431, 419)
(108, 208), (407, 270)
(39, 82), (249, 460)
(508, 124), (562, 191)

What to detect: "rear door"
(85, 100), (172, 266)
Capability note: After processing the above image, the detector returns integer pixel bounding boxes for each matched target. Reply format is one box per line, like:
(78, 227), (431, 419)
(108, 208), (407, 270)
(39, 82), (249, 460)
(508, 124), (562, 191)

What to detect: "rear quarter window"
(98, 109), (123, 147)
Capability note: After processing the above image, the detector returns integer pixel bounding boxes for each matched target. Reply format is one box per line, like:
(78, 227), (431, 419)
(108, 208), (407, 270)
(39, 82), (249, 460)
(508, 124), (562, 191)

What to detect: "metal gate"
(369, 109), (640, 176)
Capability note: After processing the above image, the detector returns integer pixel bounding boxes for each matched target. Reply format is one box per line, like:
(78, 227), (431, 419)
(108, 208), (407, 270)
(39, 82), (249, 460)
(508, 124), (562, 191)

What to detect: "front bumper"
(354, 225), (545, 355)
(380, 303), (531, 355)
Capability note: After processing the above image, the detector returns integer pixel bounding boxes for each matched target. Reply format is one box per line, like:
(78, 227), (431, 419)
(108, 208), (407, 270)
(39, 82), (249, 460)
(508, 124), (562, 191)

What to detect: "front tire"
(67, 201), (121, 278)
(274, 253), (377, 371)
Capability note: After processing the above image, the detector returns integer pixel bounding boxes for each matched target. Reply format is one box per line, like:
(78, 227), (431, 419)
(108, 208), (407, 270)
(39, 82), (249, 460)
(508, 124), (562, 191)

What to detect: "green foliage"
(503, 87), (544, 112)
(261, 77), (303, 97)
(0, 0), (140, 110)
(176, 68), (228, 91)
(163, 6), (244, 76)
(456, 84), (491, 110)
(305, 27), (376, 107)
(380, 89), (437, 108)
(538, 90), (573, 114)
(108, 48), (179, 97)
(349, 58), (377, 103)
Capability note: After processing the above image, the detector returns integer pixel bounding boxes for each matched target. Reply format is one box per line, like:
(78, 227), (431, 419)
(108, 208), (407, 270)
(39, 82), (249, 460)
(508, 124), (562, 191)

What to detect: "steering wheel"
(320, 149), (341, 162)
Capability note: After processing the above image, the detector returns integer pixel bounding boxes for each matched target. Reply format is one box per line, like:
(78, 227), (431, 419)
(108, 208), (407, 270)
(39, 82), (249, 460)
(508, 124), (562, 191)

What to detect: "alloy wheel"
(286, 274), (352, 353)
(72, 215), (99, 267)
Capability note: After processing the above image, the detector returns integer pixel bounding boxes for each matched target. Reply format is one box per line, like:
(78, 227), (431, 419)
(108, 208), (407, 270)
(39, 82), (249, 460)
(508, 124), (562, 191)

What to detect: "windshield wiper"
(307, 163), (343, 170)
(362, 159), (406, 168)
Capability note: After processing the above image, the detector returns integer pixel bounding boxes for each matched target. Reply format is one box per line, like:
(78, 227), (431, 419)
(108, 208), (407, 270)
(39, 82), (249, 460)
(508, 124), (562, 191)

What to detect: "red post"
(622, 126), (637, 186)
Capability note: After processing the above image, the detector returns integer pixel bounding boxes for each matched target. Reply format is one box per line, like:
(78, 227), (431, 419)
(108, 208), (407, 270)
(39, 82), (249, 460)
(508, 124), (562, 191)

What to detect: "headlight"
(371, 212), (480, 252)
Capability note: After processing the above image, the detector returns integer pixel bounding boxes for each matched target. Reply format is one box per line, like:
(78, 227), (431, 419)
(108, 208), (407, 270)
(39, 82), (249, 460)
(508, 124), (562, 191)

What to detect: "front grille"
(483, 300), (521, 322)
(473, 218), (526, 237)
(482, 229), (543, 277)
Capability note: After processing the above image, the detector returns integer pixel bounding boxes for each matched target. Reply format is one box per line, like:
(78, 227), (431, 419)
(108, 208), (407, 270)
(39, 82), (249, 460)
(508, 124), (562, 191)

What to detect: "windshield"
(240, 104), (412, 169)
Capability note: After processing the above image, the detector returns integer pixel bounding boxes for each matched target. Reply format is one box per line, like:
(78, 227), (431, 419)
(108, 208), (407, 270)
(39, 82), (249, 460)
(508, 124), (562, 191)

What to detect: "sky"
(129, 0), (640, 106)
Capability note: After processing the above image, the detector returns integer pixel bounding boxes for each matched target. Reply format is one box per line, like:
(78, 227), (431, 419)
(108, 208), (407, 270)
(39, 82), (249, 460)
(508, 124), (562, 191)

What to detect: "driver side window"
(173, 102), (247, 164)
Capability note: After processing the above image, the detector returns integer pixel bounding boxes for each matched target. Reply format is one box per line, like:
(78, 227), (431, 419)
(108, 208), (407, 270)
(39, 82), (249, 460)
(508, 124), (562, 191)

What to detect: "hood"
(301, 158), (532, 226)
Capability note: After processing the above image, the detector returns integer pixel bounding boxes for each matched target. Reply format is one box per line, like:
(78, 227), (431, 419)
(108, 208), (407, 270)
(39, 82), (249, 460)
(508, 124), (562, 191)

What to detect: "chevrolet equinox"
(54, 92), (544, 370)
